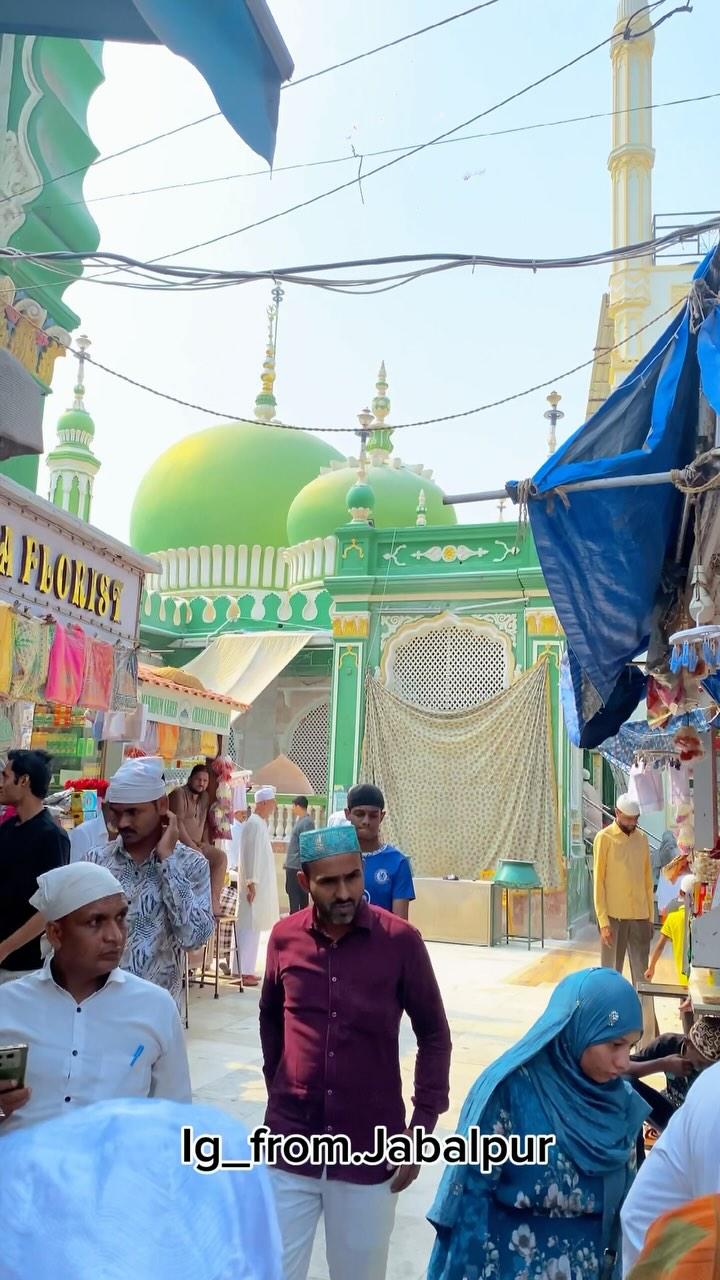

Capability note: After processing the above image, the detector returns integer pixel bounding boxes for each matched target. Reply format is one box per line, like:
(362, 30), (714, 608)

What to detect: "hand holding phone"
(0, 1046), (30, 1120)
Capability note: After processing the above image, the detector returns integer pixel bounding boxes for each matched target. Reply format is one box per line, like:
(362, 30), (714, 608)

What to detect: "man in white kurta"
(0, 863), (190, 1132)
(234, 786), (280, 986)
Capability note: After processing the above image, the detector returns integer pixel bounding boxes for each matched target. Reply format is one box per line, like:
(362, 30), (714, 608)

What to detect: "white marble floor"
(186, 931), (678, 1280)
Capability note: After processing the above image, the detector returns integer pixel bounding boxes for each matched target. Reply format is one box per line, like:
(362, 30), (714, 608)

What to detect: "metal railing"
(652, 213), (720, 262)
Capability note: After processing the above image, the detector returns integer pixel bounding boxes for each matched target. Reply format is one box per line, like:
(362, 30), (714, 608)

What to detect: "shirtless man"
(168, 765), (226, 917)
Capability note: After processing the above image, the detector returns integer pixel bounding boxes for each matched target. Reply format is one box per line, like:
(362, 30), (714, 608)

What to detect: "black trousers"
(285, 868), (308, 914)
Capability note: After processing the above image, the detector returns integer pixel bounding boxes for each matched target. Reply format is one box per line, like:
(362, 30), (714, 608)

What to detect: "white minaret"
(607, 0), (655, 385)
(46, 336), (100, 522)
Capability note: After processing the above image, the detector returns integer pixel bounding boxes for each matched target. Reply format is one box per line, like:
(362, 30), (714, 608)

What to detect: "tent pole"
(444, 470), (685, 505)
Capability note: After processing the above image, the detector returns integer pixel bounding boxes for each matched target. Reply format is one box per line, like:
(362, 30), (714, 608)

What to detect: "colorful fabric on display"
(45, 623), (86, 706)
(200, 730), (219, 758)
(0, 603), (14, 694)
(362, 658), (562, 886)
(10, 617), (51, 700)
(628, 762), (665, 813)
(139, 721), (159, 755)
(627, 1194), (720, 1279)
(157, 722), (179, 760)
(176, 727), (198, 759)
(110, 645), (138, 711)
(80, 640), (114, 710)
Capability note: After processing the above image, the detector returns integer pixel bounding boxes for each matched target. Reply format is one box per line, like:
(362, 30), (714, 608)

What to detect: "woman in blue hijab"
(428, 968), (649, 1280)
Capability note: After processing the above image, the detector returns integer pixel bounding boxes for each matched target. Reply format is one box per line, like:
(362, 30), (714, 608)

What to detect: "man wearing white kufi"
(82, 756), (214, 1008)
(0, 862), (191, 1132)
(233, 785), (280, 986)
(593, 792), (658, 1046)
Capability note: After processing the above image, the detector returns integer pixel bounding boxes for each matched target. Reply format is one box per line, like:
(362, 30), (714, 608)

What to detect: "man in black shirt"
(0, 750), (69, 980)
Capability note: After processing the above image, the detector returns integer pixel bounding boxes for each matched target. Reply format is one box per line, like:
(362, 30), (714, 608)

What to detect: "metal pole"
(444, 470), (682, 506)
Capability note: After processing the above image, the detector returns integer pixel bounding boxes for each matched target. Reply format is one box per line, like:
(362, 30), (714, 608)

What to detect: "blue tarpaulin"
(0, 0), (293, 163)
(509, 248), (720, 747)
(599, 711), (716, 773)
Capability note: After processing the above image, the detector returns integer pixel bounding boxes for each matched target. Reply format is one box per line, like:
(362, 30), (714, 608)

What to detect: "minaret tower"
(46, 335), (100, 522)
(607, 0), (655, 385)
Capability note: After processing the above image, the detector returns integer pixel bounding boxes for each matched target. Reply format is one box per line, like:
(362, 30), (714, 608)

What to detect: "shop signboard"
(139, 683), (233, 735)
(0, 475), (156, 643)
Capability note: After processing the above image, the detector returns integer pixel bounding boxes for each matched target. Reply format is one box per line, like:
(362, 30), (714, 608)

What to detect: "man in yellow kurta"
(593, 793), (657, 1045)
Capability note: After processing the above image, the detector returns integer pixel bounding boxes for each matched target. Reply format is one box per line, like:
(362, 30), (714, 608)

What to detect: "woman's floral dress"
(430, 1069), (628, 1280)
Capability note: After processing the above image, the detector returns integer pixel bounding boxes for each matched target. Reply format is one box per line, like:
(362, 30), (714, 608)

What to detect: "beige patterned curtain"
(362, 657), (563, 887)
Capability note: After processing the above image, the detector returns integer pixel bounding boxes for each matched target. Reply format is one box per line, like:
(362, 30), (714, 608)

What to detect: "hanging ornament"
(668, 623), (720, 676)
(672, 725), (704, 762)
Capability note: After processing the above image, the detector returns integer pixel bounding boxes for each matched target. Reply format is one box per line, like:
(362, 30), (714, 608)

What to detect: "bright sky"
(38, 0), (719, 542)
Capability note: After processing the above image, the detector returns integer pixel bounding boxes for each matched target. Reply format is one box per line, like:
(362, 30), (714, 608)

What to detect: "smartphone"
(0, 1045), (28, 1089)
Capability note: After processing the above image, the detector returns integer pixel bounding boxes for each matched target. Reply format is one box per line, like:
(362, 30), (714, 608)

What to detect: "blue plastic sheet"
(598, 711), (716, 773)
(509, 248), (720, 745)
(0, 0), (292, 162)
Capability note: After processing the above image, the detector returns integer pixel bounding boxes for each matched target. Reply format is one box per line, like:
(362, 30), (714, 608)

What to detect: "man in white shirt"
(0, 862), (191, 1132)
(620, 1059), (720, 1274)
(234, 786), (280, 986)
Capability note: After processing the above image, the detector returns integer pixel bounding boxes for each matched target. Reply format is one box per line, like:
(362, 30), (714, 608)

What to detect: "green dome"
(287, 464), (457, 544)
(130, 422), (343, 553)
(346, 480), (375, 511)
(56, 407), (95, 439)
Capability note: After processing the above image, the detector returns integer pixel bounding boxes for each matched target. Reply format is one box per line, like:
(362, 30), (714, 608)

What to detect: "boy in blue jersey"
(345, 784), (415, 919)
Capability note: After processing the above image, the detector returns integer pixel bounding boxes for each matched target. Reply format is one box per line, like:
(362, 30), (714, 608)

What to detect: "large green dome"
(286, 464), (457, 545)
(130, 422), (343, 552)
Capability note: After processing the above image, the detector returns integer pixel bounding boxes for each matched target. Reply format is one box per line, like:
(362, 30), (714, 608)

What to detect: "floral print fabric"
(431, 1073), (614, 1280)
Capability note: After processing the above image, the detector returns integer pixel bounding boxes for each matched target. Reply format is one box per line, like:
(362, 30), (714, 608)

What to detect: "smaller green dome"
(346, 480), (375, 512)
(287, 463), (457, 544)
(57, 407), (95, 439)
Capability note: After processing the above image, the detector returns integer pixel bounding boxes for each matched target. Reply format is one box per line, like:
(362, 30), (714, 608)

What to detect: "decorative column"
(327, 613), (371, 812)
(607, 0), (655, 385)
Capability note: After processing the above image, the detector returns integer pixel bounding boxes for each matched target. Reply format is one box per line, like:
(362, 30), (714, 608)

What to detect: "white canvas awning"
(181, 632), (311, 707)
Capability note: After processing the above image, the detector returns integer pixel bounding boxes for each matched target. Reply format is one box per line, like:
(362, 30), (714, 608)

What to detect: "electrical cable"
(2, 214), (718, 288)
(0, 0), (501, 210)
(28, 89), (720, 218)
(151, 1), (692, 263)
(75, 296), (685, 434)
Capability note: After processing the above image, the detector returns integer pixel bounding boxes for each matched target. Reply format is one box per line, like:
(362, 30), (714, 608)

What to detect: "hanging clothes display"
(157, 722), (179, 760)
(80, 639), (114, 710)
(0, 603), (14, 695)
(45, 623), (86, 706)
(110, 645), (139, 711)
(10, 617), (51, 701)
(100, 704), (149, 744)
(628, 761), (665, 812)
(200, 730), (219, 757)
(670, 762), (692, 806)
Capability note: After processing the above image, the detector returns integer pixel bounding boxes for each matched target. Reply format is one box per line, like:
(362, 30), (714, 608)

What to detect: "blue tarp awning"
(0, 0), (293, 163)
(509, 247), (720, 747)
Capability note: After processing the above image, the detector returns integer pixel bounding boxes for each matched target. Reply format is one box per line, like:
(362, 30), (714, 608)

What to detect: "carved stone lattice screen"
(288, 702), (329, 792)
(387, 624), (509, 711)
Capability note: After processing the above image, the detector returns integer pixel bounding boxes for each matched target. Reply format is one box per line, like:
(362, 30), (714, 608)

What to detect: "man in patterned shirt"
(85, 756), (214, 1007)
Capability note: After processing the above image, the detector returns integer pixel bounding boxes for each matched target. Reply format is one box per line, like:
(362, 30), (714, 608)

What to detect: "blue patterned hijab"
(428, 968), (649, 1245)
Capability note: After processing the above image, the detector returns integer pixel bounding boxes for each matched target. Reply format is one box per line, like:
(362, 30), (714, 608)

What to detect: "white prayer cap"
(30, 863), (124, 921)
(254, 785), (276, 803)
(583, 768), (591, 782)
(106, 755), (166, 804)
(680, 874), (698, 895)
(616, 794), (641, 818)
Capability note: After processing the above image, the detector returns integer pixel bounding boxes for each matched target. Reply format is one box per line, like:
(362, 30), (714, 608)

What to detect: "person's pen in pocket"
(129, 1045), (145, 1068)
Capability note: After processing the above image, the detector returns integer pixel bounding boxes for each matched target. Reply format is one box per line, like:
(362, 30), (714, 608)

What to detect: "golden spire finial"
(255, 285), (284, 423)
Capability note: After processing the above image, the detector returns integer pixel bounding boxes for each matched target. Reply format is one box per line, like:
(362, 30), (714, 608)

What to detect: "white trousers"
(270, 1168), (397, 1280)
(232, 928), (260, 976)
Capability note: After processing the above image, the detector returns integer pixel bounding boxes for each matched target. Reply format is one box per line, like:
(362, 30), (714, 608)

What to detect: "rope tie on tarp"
(671, 451), (720, 496)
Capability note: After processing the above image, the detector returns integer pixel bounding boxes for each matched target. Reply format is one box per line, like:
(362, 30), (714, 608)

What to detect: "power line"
(27, 89), (720, 218)
(3, 214), (718, 288)
(76, 297), (684, 434)
(0, 0), (500, 211)
(153, 2), (693, 264)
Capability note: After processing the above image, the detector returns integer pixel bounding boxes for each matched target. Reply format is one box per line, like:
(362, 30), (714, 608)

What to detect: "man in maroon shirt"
(259, 824), (451, 1280)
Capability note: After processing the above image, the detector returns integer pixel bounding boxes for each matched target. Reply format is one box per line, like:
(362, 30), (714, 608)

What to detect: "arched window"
(381, 614), (512, 711)
(287, 702), (329, 793)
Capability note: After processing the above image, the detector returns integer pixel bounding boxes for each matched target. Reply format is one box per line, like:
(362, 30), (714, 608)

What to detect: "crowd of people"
(0, 752), (717, 1279)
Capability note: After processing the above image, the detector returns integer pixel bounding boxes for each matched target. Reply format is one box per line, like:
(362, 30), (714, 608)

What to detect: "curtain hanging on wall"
(362, 657), (563, 888)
